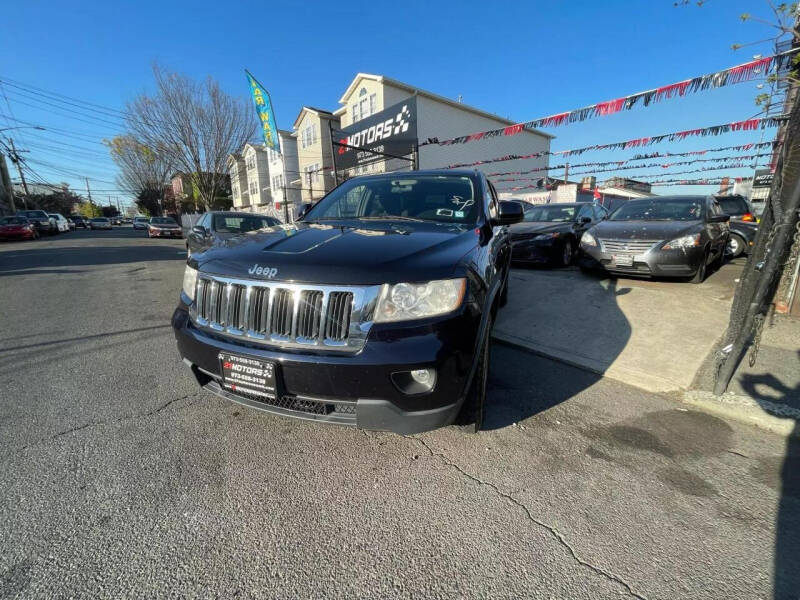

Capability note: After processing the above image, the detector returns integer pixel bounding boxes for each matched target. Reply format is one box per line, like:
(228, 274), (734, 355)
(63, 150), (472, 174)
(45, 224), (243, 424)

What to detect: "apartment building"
(332, 73), (553, 185)
(266, 130), (302, 220)
(292, 107), (340, 205)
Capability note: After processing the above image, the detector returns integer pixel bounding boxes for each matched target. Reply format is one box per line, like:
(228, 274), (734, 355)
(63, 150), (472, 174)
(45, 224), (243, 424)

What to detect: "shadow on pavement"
(0, 324), (172, 353)
(0, 244), (184, 272)
(483, 275), (631, 430)
(739, 359), (800, 599)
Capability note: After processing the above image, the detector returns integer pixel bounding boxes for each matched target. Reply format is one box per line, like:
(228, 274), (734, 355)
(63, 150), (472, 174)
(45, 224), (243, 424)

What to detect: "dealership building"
(229, 73), (553, 221)
(332, 73), (552, 182)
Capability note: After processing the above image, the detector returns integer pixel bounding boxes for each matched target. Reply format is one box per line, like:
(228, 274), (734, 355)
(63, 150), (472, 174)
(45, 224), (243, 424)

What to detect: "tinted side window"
(486, 181), (499, 220)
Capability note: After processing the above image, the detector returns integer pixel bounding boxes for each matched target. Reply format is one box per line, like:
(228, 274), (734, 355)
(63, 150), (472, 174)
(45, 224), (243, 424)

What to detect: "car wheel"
(558, 241), (573, 267)
(455, 315), (492, 432)
(727, 233), (746, 258)
(690, 249), (709, 284)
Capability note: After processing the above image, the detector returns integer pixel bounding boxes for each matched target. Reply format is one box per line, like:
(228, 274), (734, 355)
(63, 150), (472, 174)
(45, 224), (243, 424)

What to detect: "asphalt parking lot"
(1, 227), (798, 599)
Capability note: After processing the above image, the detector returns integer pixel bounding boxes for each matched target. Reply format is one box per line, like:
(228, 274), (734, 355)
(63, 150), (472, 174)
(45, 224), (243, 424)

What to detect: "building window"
(272, 174), (284, 191)
(301, 124), (317, 148)
(249, 180), (258, 196)
(232, 184), (239, 200)
(352, 92), (377, 124)
(246, 153), (256, 169)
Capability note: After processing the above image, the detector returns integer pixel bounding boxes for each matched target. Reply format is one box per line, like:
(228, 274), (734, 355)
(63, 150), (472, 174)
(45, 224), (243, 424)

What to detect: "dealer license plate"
(613, 255), (633, 267)
(219, 352), (276, 399)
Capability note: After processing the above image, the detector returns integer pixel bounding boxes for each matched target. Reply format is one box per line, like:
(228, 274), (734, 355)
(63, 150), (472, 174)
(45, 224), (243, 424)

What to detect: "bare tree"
(125, 65), (255, 211)
(105, 135), (174, 214)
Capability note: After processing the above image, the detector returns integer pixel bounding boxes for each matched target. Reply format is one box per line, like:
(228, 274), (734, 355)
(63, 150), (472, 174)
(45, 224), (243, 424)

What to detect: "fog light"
(411, 368), (434, 385)
(391, 368), (437, 395)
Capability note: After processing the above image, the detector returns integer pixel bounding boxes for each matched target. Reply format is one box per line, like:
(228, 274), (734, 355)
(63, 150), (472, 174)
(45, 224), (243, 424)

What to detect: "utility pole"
(8, 139), (29, 208)
(564, 163), (569, 185)
(282, 185), (289, 223)
(115, 196), (121, 214)
(307, 170), (313, 204)
(85, 177), (94, 215)
(0, 153), (15, 213)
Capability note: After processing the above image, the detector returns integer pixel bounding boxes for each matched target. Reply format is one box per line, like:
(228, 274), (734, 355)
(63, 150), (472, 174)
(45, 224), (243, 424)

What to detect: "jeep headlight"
(375, 278), (466, 323)
(662, 233), (701, 250)
(580, 232), (598, 247)
(182, 264), (198, 301)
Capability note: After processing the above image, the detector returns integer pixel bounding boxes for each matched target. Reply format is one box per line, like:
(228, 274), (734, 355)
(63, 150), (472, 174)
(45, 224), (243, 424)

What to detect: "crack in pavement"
(404, 434), (648, 600)
(13, 392), (203, 454)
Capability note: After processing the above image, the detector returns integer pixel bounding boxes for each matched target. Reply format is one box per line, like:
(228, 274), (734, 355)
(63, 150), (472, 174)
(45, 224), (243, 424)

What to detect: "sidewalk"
(494, 262), (742, 393)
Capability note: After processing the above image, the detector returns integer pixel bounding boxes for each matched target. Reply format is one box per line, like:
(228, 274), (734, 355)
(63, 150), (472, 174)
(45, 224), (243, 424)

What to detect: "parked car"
(510, 202), (608, 267)
(48, 213), (71, 233)
(66, 218), (76, 231)
(172, 169), (523, 433)
(69, 214), (88, 229)
(578, 195), (730, 283)
(89, 217), (113, 230)
(16, 209), (57, 235)
(0, 216), (38, 241)
(148, 217), (183, 238)
(186, 212), (281, 256)
(715, 194), (757, 223)
(111, 216), (123, 226)
(133, 216), (149, 230)
(727, 220), (759, 258)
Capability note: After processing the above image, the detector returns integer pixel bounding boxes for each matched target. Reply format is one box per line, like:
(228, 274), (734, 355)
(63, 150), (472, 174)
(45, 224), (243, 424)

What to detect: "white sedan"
(89, 217), (113, 230)
(48, 213), (71, 233)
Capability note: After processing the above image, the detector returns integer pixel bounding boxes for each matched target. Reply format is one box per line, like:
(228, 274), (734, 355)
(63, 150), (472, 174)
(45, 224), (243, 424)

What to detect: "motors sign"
(334, 98), (417, 170)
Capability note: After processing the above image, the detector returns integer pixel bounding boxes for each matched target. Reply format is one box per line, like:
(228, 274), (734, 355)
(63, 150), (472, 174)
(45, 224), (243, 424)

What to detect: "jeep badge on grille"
(248, 264), (278, 278)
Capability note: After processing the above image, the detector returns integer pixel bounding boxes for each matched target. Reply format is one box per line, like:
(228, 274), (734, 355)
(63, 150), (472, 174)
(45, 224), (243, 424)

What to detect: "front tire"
(556, 241), (573, 267)
(727, 233), (746, 258)
(690, 249), (709, 284)
(455, 315), (492, 432)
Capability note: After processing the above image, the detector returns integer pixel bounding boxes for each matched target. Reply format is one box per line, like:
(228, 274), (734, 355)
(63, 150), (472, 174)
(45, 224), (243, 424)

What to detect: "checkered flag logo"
(393, 105), (411, 135)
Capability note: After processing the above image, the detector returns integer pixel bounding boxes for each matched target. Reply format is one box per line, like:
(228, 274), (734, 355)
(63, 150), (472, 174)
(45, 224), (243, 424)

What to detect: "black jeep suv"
(172, 170), (523, 433)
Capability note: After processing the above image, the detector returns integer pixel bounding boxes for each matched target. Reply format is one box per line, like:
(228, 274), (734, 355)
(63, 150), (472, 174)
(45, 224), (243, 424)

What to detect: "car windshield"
(523, 205), (577, 222)
(135, 217), (148, 221)
(151, 218), (177, 225)
(715, 196), (749, 215)
(1, 217), (26, 225)
(213, 215), (276, 233)
(20, 210), (47, 218)
(91, 218), (108, 222)
(609, 199), (705, 221)
(303, 174), (479, 224)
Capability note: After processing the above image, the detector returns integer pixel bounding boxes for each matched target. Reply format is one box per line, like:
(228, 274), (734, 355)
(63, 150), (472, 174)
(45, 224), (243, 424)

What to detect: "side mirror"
(191, 225), (206, 235)
(580, 217), (592, 224)
(493, 201), (524, 226)
(708, 214), (730, 223)
(297, 204), (312, 220)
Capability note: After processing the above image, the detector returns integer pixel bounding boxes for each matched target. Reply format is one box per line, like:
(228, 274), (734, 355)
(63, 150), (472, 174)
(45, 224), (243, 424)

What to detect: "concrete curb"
(680, 390), (800, 439)
(492, 332), (799, 439)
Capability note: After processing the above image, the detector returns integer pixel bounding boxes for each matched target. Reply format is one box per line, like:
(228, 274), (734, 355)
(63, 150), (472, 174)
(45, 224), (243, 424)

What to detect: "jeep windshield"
(303, 174), (479, 224)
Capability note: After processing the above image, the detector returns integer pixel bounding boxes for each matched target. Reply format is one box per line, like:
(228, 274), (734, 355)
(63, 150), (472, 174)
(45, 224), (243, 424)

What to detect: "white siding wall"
(244, 145), (271, 211)
(229, 157), (248, 209)
(416, 95), (551, 190)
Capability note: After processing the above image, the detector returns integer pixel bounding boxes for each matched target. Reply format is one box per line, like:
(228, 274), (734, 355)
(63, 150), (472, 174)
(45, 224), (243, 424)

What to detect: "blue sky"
(0, 0), (787, 207)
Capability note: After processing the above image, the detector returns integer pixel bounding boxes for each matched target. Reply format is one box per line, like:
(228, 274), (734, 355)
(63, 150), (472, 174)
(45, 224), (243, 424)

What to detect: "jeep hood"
(193, 221), (478, 285)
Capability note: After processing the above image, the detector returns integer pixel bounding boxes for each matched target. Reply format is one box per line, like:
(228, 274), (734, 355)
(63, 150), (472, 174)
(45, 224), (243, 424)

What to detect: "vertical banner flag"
(246, 70), (280, 152)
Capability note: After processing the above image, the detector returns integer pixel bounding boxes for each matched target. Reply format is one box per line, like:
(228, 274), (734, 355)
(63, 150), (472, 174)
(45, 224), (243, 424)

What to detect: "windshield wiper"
(357, 215), (428, 222)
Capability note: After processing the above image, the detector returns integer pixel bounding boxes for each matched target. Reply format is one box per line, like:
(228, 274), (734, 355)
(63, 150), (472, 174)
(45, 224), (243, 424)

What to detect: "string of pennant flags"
(487, 151), (773, 178)
(437, 119), (784, 170)
(492, 159), (770, 187)
(650, 177), (756, 186)
(495, 162), (769, 192)
(421, 51), (796, 147)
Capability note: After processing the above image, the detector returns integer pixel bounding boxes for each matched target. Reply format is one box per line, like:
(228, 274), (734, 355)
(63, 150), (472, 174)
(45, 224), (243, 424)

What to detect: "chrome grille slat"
(599, 239), (659, 254)
(188, 275), (377, 353)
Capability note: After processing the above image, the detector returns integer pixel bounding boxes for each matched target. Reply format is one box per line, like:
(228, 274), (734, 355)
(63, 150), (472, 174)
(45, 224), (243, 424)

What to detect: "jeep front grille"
(191, 275), (379, 352)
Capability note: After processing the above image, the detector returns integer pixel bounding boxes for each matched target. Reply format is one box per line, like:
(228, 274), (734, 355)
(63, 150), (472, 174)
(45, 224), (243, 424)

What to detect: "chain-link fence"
(713, 89), (800, 394)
